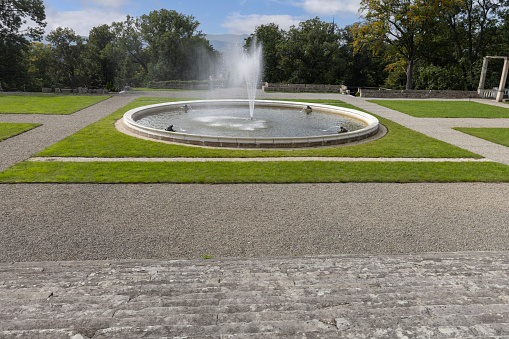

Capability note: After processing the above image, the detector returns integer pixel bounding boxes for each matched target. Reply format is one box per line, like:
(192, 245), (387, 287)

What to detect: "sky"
(42, 0), (363, 36)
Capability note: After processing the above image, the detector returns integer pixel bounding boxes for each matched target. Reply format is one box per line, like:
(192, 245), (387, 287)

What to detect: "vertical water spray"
(237, 43), (263, 119)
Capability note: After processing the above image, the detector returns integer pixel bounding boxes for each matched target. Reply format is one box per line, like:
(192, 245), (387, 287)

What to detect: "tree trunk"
(406, 59), (413, 90)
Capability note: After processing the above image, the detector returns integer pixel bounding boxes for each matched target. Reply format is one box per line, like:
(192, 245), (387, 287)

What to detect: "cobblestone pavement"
(1, 252), (509, 338)
(1, 91), (509, 337)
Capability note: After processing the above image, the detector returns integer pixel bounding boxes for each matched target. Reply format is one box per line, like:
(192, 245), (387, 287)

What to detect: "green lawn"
(0, 95), (110, 114)
(369, 100), (509, 118)
(35, 97), (479, 159)
(2, 97), (507, 183)
(0, 123), (41, 141)
(455, 128), (509, 147)
(1, 161), (508, 183)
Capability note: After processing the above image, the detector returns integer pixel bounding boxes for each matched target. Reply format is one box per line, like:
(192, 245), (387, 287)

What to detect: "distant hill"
(206, 34), (249, 51)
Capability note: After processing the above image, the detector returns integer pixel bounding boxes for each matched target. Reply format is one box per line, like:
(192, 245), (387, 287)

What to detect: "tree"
(111, 15), (150, 80)
(46, 27), (86, 88)
(139, 9), (215, 81)
(246, 23), (285, 83)
(353, 0), (459, 90)
(0, 0), (46, 89)
(279, 18), (342, 84)
(441, 0), (501, 90)
(85, 24), (118, 89)
(25, 41), (54, 90)
(337, 25), (388, 88)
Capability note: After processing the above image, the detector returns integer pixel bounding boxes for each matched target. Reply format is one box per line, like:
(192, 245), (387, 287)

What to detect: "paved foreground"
(2, 252), (509, 338)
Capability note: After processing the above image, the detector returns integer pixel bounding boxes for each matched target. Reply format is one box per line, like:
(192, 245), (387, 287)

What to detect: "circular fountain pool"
(122, 99), (380, 148)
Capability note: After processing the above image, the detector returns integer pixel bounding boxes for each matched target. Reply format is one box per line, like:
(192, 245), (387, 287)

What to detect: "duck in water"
(165, 125), (176, 132)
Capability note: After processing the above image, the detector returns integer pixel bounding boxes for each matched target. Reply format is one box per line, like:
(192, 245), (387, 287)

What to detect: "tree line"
(1, 1), (217, 91)
(2, 0), (509, 92)
(249, 0), (509, 91)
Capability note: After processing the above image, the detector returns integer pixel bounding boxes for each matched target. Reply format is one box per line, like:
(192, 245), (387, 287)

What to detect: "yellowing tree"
(353, 0), (462, 89)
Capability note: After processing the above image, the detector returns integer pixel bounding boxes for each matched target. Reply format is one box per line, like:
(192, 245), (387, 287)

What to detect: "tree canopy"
(0, 0), (46, 89)
(2, 2), (509, 91)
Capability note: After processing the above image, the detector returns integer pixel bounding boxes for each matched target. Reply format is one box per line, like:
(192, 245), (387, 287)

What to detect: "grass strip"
(0, 95), (110, 114)
(0, 123), (41, 141)
(455, 128), (509, 147)
(1, 161), (508, 183)
(369, 100), (509, 118)
(35, 98), (480, 158)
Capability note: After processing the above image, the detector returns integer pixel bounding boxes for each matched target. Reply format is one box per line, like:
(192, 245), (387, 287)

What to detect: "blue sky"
(42, 0), (363, 36)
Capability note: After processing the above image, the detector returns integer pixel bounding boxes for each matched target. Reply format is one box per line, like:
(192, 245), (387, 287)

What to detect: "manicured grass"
(1, 161), (508, 183)
(131, 88), (195, 91)
(35, 98), (480, 158)
(2, 97), (501, 183)
(0, 123), (41, 141)
(0, 95), (110, 114)
(455, 128), (509, 147)
(369, 100), (509, 118)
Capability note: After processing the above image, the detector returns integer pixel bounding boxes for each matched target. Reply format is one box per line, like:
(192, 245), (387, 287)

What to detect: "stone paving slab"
(1, 252), (509, 338)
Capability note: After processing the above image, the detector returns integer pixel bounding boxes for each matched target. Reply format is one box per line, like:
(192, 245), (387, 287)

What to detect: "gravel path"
(1, 182), (508, 262)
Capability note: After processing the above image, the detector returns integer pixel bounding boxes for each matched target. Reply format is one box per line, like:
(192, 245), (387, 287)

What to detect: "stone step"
(1, 252), (509, 337)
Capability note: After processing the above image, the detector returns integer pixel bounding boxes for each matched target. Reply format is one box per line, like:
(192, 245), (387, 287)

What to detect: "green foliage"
(46, 27), (87, 88)
(414, 64), (465, 90)
(246, 23), (286, 83)
(0, 0), (46, 90)
(85, 24), (118, 89)
(139, 9), (216, 82)
(0, 123), (40, 141)
(25, 42), (54, 91)
(247, 19), (388, 86)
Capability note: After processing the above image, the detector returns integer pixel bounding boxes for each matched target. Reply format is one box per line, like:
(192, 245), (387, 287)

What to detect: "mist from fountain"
(221, 41), (263, 119)
(238, 43), (263, 119)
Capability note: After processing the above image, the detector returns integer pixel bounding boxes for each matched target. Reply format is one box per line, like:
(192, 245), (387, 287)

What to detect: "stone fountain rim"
(121, 99), (380, 149)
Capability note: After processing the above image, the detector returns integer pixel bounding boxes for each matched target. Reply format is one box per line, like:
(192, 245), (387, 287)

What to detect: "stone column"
(478, 57), (489, 95)
(496, 57), (509, 102)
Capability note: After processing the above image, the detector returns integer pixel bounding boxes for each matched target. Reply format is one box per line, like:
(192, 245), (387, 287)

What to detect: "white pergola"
(478, 56), (509, 102)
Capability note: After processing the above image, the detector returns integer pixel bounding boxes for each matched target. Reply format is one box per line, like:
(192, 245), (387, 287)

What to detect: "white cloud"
(45, 6), (127, 36)
(81, 0), (132, 9)
(221, 13), (301, 35)
(295, 0), (360, 16)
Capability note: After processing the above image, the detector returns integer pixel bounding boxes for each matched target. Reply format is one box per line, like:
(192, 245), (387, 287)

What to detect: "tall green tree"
(337, 24), (388, 88)
(280, 17), (342, 84)
(353, 0), (460, 90)
(25, 41), (53, 90)
(111, 15), (150, 82)
(0, 0), (46, 90)
(46, 27), (86, 88)
(441, 0), (501, 89)
(139, 9), (215, 81)
(85, 24), (118, 89)
(246, 23), (285, 83)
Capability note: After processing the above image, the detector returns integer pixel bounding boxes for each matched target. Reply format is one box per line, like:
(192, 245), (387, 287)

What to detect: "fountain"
(237, 43), (263, 119)
(121, 42), (380, 148)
